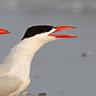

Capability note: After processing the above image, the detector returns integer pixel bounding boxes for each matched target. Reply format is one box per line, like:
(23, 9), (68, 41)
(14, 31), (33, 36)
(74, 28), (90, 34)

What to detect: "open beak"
(48, 26), (78, 38)
(0, 29), (11, 34)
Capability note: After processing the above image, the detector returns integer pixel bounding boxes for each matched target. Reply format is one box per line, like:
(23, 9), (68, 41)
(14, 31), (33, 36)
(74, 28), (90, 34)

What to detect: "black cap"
(21, 25), (56, 40)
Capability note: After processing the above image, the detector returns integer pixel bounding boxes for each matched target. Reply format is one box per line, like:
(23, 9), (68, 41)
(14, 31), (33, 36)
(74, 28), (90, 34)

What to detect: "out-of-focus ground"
(0, 0), (96, 96)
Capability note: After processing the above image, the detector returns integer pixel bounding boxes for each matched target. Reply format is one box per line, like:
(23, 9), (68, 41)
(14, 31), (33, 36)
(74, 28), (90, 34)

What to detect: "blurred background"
(0, 0), (96, 96)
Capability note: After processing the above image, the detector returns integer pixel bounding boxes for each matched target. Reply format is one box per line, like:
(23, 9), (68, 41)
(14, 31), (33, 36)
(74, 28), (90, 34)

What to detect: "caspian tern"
(0, 25), (78, 96)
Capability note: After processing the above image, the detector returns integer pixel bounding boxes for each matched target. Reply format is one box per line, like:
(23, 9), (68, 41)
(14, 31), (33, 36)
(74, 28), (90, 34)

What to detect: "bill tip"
(75, 36), (78, 38)
(74, 27), (78, 29)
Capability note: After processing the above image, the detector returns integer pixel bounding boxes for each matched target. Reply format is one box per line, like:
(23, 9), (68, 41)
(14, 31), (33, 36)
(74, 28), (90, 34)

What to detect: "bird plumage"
(0, 25), (77, 96)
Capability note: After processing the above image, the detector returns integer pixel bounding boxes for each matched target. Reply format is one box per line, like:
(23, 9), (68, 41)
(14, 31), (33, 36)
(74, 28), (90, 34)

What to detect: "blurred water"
(0, 0), (96, 96)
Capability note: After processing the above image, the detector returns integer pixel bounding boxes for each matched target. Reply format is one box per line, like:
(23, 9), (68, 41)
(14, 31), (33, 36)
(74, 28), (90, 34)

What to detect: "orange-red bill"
(49, 34), (78, 38)
(0, 29), (11, 34)
(48, 26), (78, 38)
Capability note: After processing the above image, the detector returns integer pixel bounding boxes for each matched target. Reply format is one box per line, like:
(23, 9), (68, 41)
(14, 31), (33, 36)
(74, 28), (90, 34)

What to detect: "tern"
(0, 25), (78, 96)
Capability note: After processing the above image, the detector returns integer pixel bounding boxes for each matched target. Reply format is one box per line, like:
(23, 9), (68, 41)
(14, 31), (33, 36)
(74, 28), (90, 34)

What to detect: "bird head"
(21, 25), (78, 43)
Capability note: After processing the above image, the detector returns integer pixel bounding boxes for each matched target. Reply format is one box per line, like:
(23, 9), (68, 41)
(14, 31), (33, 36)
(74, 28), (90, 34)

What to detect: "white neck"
(2, 31), (57, 79)
(2, 35), (49, 78)
(3, 35), (48, 66)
